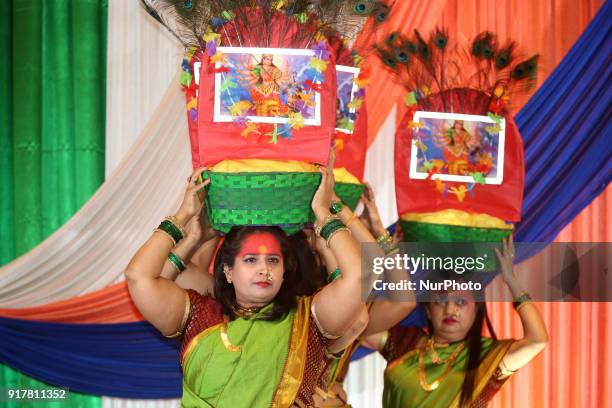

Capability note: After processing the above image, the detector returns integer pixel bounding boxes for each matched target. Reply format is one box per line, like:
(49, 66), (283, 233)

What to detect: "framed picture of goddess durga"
(335, 65), (360, 133)
(408, 111), (506, 185)
(210, 47), (322, 125)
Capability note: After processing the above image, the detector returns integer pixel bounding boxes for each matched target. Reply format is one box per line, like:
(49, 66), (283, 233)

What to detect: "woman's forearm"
(126, 211), (189, 282)
(160, 235), (202, 281)
(337, 206), (379, 245)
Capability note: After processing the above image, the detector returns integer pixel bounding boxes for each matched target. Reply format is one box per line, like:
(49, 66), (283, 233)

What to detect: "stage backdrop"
(0, 1), (609, 408)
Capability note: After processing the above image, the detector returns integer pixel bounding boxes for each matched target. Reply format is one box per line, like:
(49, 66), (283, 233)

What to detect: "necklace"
(427, 337), (461, 364)
(233, 304), (262, 318)
(418, 338), (465, 391)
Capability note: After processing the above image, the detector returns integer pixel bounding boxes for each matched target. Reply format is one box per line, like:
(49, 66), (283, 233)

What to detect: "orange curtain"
(359, 0), (604, 145)
(0, 281), (143, 323)
(487, 187), (611, 408)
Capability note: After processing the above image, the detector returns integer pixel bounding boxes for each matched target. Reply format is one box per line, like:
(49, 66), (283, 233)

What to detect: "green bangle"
(158, 219), (184, 244)
(320, 219), (346, 241)
(330, 201), (344, 215)
(327, 267), (341, 283)
(168, 252), (186, 273)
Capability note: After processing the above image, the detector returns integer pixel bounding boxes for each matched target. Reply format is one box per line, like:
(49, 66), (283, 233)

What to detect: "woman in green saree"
(126, 165), (370, 407)
(362, 237), (549, 407)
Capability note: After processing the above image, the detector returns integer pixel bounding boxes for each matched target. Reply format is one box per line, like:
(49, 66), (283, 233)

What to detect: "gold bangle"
(515, 301), (531, 312)
(345, 212), (358, 227)
(153, 228), (177, 246)
(326, 227), (350, 248)
(376, 230), (392, 243)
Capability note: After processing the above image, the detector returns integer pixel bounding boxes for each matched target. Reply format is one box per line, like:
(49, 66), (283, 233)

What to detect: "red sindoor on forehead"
(237, 232), (282, 257)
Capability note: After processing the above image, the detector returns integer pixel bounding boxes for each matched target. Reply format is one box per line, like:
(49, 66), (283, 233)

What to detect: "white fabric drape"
(0, 0), (188, 308)
(0, 77), (190, 307)
(105, 0), (182, 176)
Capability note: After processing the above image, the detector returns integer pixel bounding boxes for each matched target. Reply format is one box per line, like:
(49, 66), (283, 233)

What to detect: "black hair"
(213, 226), (300, 321)
(287, 230), (327, 296)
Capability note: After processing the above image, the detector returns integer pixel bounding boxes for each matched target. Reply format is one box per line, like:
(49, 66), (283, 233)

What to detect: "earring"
(224, 265), (232, 284)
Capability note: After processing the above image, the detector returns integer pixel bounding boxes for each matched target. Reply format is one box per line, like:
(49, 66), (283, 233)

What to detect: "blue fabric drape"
(0, 318), (181, 398)
(1, 1), (610, 398)
(513, 0), (612, 247)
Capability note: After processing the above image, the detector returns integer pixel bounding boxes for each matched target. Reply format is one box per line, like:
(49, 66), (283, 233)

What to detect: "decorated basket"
(375, 28), (538, 246)
(204, 160), (320, 234)
(138, 1), (392, 234)
(333, 168), (365, 211)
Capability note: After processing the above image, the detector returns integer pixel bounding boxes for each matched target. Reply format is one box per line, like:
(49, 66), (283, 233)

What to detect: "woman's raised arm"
(125, 167), (209, 336)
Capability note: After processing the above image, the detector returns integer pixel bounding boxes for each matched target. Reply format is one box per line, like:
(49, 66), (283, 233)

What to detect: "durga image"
(433, 120), (483, 175)
(237, 54), (291, 117)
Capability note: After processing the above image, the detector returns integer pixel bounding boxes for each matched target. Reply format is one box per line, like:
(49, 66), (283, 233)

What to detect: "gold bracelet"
(345, 212), (358, 227)
(515, 301), (531, 312)
(326, 227), (351, 248)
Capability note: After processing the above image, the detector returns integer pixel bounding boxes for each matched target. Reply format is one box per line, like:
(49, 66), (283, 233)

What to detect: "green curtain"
(0, 365), (101, 408)
(0, 0), (107, 266)
(0, 1), (107, 406)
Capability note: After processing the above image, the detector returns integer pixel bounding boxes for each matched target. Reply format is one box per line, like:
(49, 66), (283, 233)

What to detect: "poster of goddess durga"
(214, 49), (321, 124)
(237, 54), (291, 117)
(409, 112), (506, 185)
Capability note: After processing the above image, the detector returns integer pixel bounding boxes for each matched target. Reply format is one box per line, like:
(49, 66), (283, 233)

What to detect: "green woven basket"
(399, 220), (513, 271)
(399, 220), (512, 243)
(334, 182), (365, 211)
(205, 171), (321, 234)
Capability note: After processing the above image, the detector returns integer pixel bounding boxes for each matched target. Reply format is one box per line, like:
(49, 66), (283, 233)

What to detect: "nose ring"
(265, 267), (273, 282)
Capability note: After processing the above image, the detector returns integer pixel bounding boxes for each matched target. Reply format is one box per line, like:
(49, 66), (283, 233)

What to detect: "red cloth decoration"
(394, 89), (525, 222)
(186, 11), (337, 167)
(334, 101), (368, 181)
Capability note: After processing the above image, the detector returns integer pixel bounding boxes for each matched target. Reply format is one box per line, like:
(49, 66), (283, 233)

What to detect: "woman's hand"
(311, 149), (335, 221)
(495, 235), (524, 297)
(495, 236), (517, 285)
(360, 183), (386, 237)
(175, 166), (210, 225)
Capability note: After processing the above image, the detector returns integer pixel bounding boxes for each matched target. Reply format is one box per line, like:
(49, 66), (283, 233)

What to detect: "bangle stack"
(315, 215), (350, 248)
(513, 293), (532, 312)
(154, 216), (186, 246)
(168, 252), (187, 273)
(376, 230), (398, 254)
(327, 267), (341, 283)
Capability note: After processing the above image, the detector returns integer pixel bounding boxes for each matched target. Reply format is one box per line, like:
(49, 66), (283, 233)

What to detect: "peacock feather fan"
(141, 0), (394, 50)
(373, 27), (539, 114)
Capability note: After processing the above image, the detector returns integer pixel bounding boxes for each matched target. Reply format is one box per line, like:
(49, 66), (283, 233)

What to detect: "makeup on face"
(237, 232), (282, 260)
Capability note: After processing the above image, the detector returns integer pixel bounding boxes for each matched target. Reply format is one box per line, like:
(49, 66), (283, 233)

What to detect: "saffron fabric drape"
(358, 0), (605, 145)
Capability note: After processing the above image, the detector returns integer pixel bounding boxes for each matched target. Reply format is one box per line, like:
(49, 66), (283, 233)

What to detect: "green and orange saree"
(179, 290), (329, 407)
(380, 326), (514, 408)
